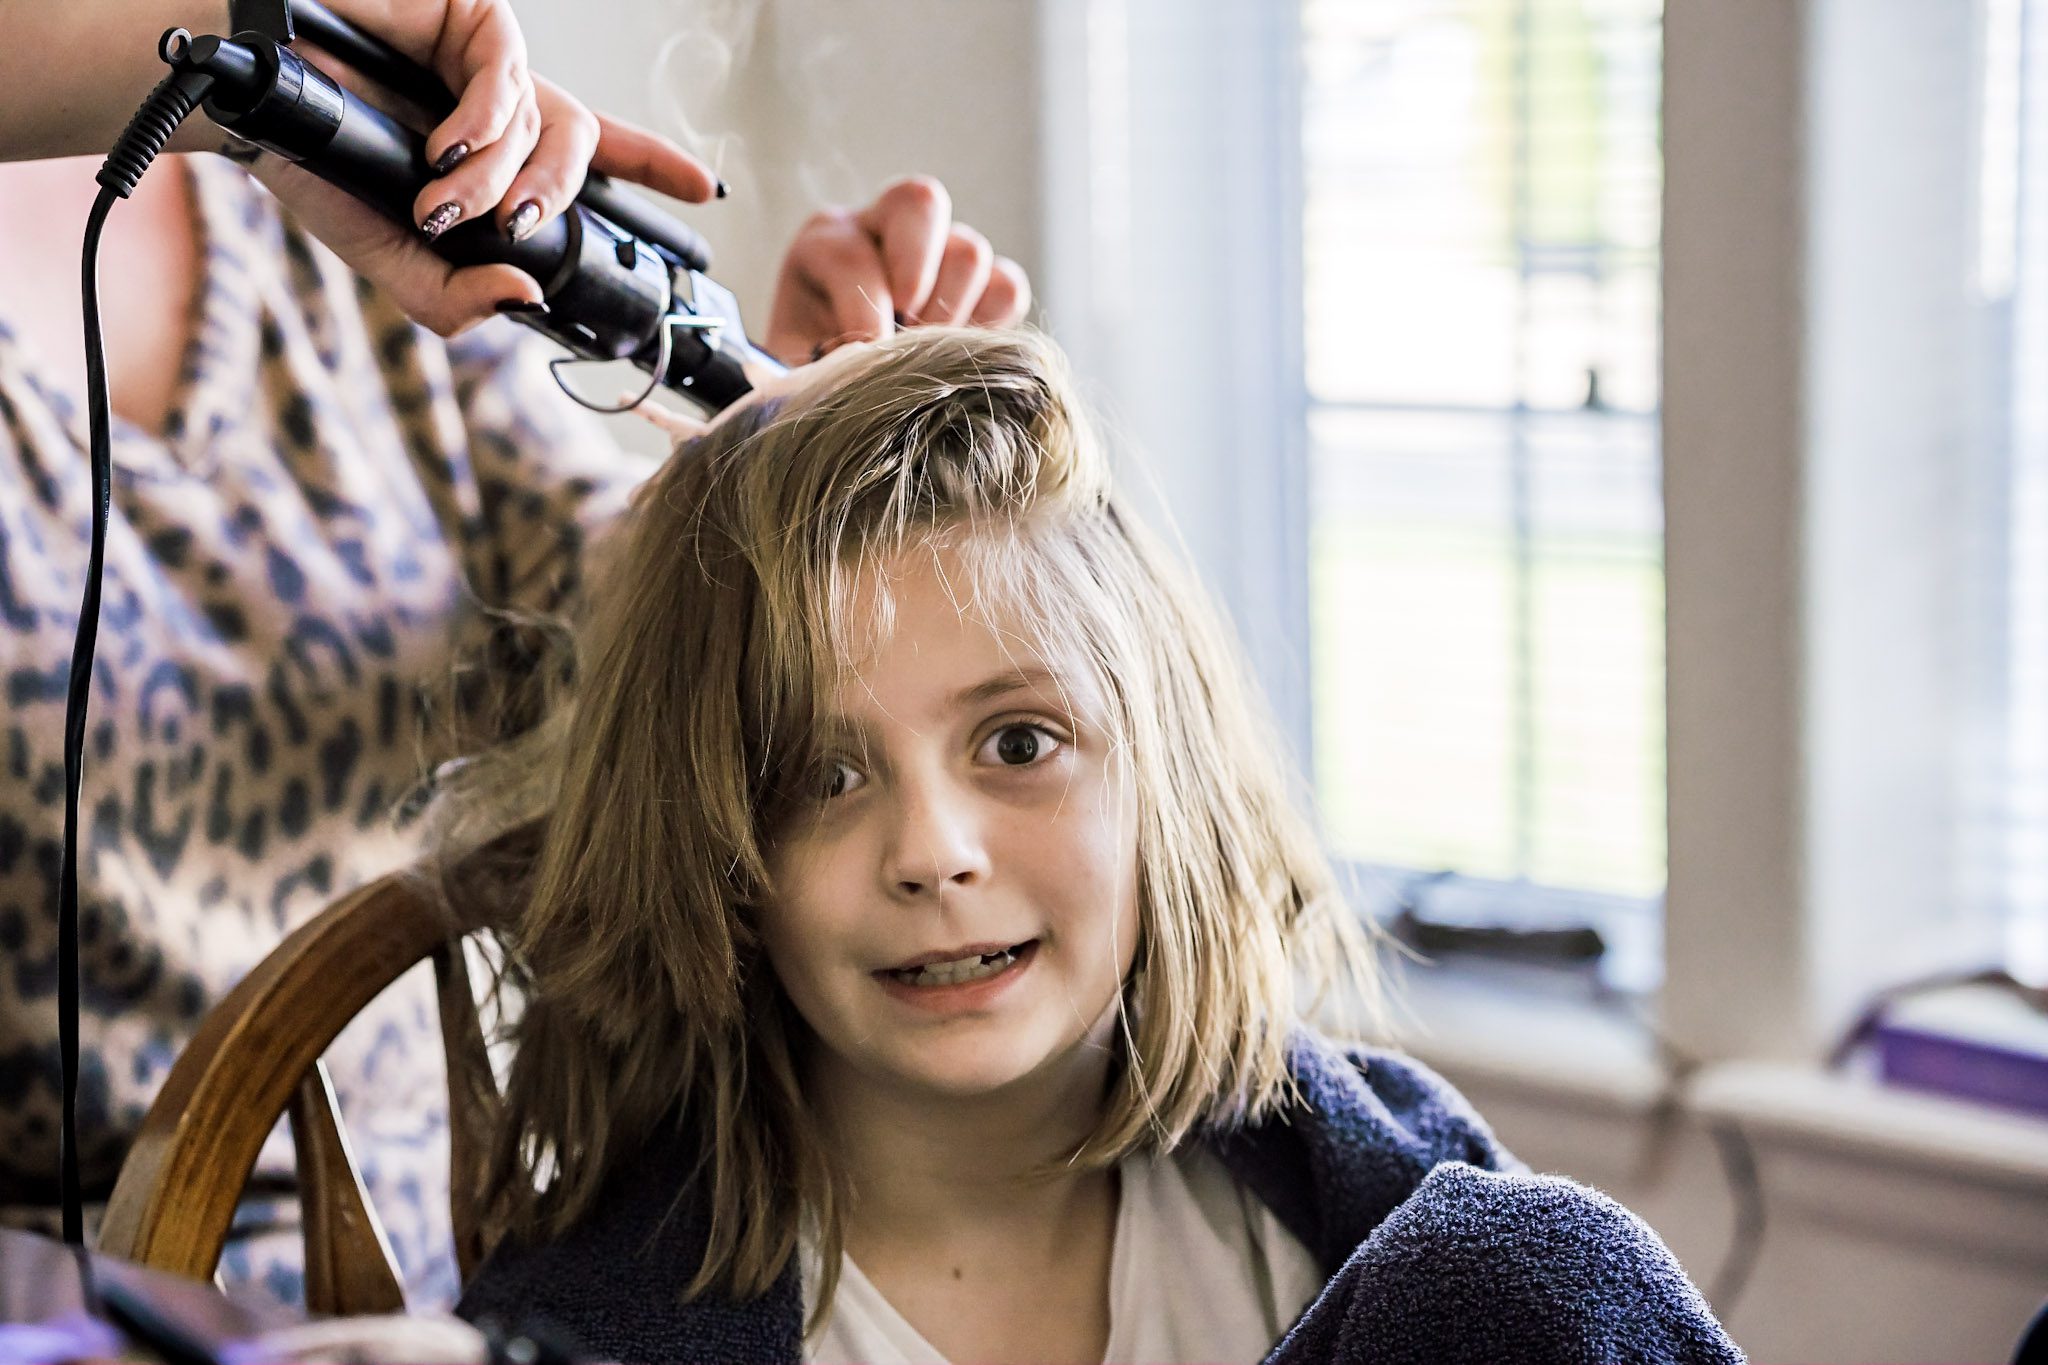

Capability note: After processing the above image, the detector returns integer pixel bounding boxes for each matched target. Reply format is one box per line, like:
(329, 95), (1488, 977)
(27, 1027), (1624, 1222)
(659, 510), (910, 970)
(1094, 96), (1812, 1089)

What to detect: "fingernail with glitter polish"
(431, 142), (471, 176)
(505, 200), (542, 242)
(420, 201), (463, 240)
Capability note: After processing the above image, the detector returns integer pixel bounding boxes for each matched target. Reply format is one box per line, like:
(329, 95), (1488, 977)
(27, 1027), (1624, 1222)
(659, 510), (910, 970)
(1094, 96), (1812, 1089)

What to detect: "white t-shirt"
(801, 1147), (1325, 1364)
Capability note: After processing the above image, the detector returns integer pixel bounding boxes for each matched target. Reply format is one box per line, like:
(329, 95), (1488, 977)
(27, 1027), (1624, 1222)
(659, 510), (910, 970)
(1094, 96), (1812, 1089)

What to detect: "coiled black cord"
(58, 32), (214, 1246)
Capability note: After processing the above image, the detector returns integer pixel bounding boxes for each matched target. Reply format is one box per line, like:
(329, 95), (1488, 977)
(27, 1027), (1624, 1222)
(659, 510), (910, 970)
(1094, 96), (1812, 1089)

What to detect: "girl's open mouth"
(875, 940), (1039, 993)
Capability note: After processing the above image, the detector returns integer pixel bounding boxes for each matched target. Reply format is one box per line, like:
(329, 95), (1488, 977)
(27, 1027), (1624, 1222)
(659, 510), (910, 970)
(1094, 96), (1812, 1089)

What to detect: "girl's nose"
(884, 779), (992, 899)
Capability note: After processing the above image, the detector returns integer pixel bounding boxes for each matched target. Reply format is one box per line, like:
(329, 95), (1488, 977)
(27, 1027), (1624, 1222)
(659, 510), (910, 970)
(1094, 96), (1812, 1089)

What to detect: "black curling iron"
(177, 0), (784, 413)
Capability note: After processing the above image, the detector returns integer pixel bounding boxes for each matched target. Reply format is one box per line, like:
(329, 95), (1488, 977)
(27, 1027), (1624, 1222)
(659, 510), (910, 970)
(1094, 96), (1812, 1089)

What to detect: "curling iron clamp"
(173, 0), (785, 414)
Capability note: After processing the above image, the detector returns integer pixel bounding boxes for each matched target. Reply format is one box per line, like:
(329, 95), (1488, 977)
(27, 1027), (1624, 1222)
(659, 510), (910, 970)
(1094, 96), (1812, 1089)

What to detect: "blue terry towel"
(461, 1034), (1743, 1363)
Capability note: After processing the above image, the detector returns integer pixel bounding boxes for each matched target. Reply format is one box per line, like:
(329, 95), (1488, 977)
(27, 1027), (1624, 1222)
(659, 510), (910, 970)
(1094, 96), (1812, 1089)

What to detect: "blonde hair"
(440, 326), (1380, 1316)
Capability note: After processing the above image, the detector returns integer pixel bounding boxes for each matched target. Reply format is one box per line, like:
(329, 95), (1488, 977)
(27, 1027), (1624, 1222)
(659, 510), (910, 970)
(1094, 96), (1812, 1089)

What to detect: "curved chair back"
(98, 869), (496, 1314)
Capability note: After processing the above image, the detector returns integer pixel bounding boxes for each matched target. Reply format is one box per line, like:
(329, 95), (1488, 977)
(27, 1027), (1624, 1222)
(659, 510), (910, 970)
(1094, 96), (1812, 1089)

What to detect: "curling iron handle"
(185, 29), (762, 404)
(196, 35), (676, 366)
(309, 87), (679, 362)
(321, 92), (575, 274)
(287, 0), (711, 270)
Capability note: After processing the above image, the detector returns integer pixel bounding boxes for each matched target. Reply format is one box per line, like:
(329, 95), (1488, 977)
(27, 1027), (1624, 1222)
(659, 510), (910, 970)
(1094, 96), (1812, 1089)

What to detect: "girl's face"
(759, 544), (1141, 1104)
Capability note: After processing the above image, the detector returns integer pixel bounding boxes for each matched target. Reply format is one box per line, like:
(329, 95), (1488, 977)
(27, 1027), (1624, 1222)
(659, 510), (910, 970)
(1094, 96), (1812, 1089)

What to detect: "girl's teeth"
(895, 948), (1017, 986)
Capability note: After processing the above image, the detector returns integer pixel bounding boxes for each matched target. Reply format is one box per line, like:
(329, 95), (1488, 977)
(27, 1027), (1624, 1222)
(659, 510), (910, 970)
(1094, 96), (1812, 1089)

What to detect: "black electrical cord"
(60, 187), (117, 1250)
(58, 34), (216, 1247)
(1703, 1116), (1766, 1312)
(1607, 995), (1769, 1322)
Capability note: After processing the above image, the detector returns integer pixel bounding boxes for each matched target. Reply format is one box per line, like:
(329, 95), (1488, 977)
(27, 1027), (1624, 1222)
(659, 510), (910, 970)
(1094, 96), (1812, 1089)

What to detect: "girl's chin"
(889, 1048), (1068, 1100)
(859, 1028), (1104, 1102)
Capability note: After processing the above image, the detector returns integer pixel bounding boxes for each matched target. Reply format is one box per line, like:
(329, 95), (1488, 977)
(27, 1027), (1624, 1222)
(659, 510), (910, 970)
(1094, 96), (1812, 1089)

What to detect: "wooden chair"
(98, 866), (499, 1315)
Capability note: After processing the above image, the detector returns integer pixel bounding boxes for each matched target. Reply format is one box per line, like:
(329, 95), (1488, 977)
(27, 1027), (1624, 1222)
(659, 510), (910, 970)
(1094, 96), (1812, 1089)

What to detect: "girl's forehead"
(822, 545), (1100, 719)
(836, 540), (1015, 646)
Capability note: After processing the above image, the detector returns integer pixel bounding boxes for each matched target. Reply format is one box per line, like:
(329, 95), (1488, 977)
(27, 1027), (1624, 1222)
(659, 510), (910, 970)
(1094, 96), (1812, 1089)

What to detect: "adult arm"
(0, 1), (233, 160)
(0, 0), (718, 336)
(0, 2), (1028, 356)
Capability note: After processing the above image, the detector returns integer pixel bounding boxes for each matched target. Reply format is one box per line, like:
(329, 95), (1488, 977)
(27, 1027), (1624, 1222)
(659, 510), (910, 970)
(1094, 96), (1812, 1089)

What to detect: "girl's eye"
(821, 760), (865, 799)
(979, 723), (1062, 768)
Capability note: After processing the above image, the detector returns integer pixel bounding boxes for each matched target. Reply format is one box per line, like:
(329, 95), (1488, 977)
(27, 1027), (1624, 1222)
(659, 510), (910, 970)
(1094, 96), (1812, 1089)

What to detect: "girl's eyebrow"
(817, 667), (1079, 734)
(951, 666), (1065, 710)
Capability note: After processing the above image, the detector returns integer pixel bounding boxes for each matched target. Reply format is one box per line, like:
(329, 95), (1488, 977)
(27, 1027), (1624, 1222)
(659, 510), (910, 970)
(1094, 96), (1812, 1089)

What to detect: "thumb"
(435, 263), (545, 334)
(252, 156), (544, 337)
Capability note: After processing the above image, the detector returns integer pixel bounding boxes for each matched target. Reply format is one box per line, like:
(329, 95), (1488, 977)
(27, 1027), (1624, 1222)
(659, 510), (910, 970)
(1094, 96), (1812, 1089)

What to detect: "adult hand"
(237, 0), (718, 337)
(762, 176), (1032, 367)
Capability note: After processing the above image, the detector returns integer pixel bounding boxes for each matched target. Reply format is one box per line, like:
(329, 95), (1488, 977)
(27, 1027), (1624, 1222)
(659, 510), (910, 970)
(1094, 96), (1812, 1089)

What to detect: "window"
(1039, 0), (2030, 1036)
(1299, 0), (1665, 974)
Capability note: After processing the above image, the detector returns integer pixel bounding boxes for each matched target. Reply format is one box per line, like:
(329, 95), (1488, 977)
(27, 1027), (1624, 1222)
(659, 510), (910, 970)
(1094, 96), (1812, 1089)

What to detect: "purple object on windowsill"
(1872, 986), (2048, 1120)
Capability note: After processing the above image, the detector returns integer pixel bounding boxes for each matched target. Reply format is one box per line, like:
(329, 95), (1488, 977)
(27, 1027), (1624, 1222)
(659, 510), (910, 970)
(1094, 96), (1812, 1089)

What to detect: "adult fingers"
(339, 229), (545, 338)
(626, 398), (710, 442)
(258, 141), (542, 334)
(920, 225), (995, 327)
(853, 175), (950, 323)
(790, 209), (897, 340)
(357, 237), (543, 336)
(432, 262), (550, 333)
(968, 257), (1032, 327)
(588, 109), (721, 204)
(413, 79), (542, 235)
(494, 80), (601, 240)
(421, 0), (531, 173)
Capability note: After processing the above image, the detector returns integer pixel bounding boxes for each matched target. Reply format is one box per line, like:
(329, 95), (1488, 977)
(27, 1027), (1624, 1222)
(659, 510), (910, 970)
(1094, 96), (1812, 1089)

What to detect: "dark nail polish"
(494, 299), (551, 317)
(432, 142), (471, 176)
(420, 201), (463, 240)
(505, 200), (542, 242)
(715, 178), (730, 199)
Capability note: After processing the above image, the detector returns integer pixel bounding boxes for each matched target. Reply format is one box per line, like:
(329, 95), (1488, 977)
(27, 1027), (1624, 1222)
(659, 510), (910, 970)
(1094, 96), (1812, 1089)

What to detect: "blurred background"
(513, 1), (2048, 1359)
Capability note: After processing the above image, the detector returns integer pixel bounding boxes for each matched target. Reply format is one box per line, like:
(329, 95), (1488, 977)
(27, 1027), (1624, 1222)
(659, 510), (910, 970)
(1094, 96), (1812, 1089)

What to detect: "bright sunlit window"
(1301, 0), (1665, 935)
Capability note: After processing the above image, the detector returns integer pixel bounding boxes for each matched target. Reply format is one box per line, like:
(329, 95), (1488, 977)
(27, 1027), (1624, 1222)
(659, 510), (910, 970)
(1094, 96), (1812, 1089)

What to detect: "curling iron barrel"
(161, 25), (778, 412)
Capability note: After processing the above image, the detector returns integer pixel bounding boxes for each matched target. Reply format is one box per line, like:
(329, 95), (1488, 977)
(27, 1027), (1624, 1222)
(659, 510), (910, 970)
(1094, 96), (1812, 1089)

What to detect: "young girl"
(445, 328), (1741, 1364)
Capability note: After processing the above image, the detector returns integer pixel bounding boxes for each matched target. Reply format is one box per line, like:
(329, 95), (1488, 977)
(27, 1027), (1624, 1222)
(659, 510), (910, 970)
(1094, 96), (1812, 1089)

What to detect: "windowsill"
(1386, 957), (2048, 1194)
(1688, 1061), (2048, 1190)
(1385, 956), (1671, 1115)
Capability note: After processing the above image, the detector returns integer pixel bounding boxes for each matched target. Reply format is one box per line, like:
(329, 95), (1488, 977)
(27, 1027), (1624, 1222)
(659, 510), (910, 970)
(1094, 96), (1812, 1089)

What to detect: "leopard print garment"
(0, 155), (649, 1309)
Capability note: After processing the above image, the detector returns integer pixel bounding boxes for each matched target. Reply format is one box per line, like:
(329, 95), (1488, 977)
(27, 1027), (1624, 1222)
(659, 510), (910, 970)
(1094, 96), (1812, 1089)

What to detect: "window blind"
(1982, 0), (2048, 983)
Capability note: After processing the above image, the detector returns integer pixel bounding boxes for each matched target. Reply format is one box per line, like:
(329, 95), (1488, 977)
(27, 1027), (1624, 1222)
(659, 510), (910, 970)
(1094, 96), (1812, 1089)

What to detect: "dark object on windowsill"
(1388, 905), (1607, 968)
